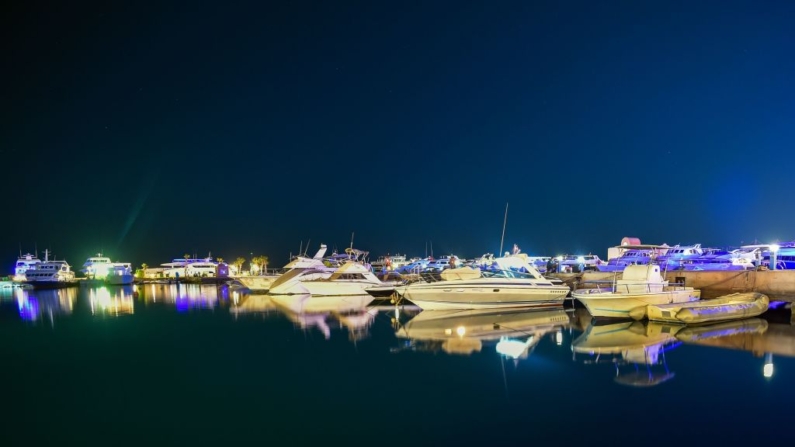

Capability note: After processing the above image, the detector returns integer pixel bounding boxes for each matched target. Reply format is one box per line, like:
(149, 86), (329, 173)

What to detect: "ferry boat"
(81, 254), (113, 279)
(23, 250), (77, 289)
(13, 252), (42, 281)
(105, 263), (134, 285)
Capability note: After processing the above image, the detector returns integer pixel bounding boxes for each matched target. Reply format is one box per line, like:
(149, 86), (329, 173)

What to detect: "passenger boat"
(638, 292), (769, 324)
(572, 263), (700, 319)
(23, 250), (77, 289)
(13, 252), (42, 281)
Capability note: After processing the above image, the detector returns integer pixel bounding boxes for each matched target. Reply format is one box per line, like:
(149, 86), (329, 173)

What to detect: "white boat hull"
(399, 283), (569, 310)
(573, 288), (700, 319)
(236, 275), (279, 292)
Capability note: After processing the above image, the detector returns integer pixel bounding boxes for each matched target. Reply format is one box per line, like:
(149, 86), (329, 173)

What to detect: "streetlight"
(770, 244), (780, 270)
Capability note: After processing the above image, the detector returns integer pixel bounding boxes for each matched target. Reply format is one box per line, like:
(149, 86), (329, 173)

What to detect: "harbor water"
(1, 284), (793, 446)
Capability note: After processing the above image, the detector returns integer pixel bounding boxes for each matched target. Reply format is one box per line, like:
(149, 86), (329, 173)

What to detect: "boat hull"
(235, 275), (279, 293)
(105, 274), (134, 286)
(573, 288), (700, 319)
(398, 283), (570, 310)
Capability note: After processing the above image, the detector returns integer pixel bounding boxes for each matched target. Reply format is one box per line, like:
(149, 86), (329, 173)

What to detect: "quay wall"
(564, 269), (795, 302)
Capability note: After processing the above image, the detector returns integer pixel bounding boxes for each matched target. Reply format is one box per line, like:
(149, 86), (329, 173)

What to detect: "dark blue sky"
(3, 0), (795, 270)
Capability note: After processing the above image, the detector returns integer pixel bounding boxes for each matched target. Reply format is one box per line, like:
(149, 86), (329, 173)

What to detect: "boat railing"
(576, 279), (688, 294)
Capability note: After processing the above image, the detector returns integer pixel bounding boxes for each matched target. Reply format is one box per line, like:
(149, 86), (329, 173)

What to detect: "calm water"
(1, 284), (793, 446)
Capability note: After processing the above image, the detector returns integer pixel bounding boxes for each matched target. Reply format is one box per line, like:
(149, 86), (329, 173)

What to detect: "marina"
(1, 283), (794, 445)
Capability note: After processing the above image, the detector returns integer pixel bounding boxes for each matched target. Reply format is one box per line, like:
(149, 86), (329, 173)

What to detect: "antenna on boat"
(19, 242), (22, 257)
(304, 239), (311, 256)
(430, 241), (434, 258)
(499, 202), (509, 256)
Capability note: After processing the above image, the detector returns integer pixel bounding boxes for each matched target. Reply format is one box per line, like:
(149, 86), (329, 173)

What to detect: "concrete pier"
(559, 269), (795, 302)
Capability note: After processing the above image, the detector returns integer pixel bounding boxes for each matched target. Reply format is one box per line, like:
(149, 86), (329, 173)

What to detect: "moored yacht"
(81, 254), (113, 279)
(23, 250), (77, 289)
(268, 257), (387, 297)
(236, 244), (331, 293)
(572, 263), (700, 319)
(105, 263), (134, 285)
(393, 253), (570, 310)
(13, 252), (42, 281)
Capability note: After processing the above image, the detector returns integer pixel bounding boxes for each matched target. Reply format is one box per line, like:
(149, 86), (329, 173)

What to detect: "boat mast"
(499, 202), (509, 256)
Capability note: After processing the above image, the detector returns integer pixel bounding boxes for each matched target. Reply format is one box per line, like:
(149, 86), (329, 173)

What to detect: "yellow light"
(456, 326), (466, 337)
(556, 330), (563, 346)
(444, 328), (452, 336)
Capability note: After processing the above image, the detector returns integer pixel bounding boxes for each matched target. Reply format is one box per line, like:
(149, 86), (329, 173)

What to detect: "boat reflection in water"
(13, 287), (76, 326)
(88, 286), (135, 317)
(573, 317), (774, 386)
(234, 293), (379, 342)
(396, 308), (572, 358)
(136, 283), (221, 311)
(572, 320), (681, 387)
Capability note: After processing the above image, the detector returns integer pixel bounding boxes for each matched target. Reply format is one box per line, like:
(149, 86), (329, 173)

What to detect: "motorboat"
(235, 244), (332, 293)
(572, 263), (700, 319)
(393, 254), (570, 310)
(681, 247), (757, 271)
(268, 248), (397, 297)
(597, 244), (664, 272)
(640, 292), (769, 324)
(655, 244), (704, 270)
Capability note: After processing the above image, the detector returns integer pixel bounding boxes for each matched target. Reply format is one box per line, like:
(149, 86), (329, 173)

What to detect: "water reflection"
(572, 320), (680, 387)
(12, 287), (76, 326)
(396, 308), (572, 358)
(136, 283), (221, 311)
(232, 293), (381, 342)
(88, 286), (135, 317)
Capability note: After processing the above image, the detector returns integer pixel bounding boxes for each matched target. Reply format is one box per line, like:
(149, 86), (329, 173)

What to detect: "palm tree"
(251, 255), (270, 275)
(216, 257), (224, 264)
(234, 257), (246, 275)
(184, 253), (190, 261)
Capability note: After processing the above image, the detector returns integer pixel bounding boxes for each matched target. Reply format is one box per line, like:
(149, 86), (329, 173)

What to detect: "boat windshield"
(481, 268), (535, 279)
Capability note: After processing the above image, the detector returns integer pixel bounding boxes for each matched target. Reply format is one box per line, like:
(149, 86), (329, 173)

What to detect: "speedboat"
(574, 264), (701, 319)
(393, 254), (570, 310)
(235, 244), (332, 293)
(268, 260), (388, 296)
(572, 264), (700, 319)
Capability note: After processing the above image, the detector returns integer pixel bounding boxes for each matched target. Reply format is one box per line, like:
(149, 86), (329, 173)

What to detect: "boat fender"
(628, 306), (648, 321)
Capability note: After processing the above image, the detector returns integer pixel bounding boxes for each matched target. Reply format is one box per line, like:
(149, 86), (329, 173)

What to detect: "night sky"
(3, 1), (795, 271)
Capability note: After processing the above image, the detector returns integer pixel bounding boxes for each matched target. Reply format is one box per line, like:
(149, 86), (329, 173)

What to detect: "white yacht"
(236, 244), (331, 293)
(681, 247), (757, 271)
(23, 250), (76, 288)
(393, 254), (570, 310)
(81, 254), (113, 279)
(597, 245), (662, 272)
(105, 263), (134, 285)
(14, 252), (42, 281)
(572, 264), (700, 319)
(655, 244), (704, 270)
(268, 259), (386, 297)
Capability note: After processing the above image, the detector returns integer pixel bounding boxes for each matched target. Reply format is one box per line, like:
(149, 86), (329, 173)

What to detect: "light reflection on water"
(1, 286), (794, 444)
